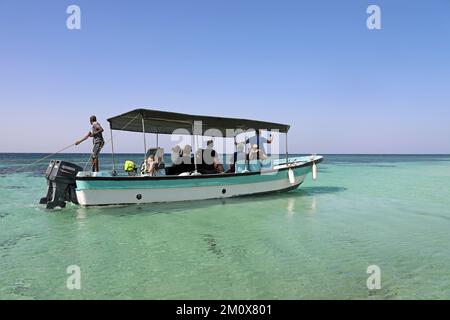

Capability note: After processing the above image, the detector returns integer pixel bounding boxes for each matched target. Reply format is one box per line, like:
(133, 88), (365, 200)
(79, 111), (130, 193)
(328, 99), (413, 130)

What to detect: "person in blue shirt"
(245, 130), (273, 158)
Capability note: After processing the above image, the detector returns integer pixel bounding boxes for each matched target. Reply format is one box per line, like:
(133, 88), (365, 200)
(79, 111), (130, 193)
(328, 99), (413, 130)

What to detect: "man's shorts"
(92, 141), (105, 159)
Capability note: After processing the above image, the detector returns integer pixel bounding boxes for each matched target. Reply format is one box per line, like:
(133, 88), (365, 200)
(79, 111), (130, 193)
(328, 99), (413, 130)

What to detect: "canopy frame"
(107, 108), (292, 174)
(107, 108), (290, 137)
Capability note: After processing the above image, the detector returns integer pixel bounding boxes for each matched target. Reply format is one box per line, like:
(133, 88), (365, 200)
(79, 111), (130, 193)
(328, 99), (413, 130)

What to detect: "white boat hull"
(76, 174), (306, 206)
(73, 156), (323, 207)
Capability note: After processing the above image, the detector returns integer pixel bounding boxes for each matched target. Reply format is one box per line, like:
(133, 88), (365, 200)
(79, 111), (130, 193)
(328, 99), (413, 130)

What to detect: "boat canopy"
(107, 109), (290, 136)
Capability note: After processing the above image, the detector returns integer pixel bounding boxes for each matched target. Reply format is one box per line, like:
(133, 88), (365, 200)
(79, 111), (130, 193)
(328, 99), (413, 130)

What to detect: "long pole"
(142, 117), (147, 159)
(156, 133), (159, 148)
(109, 125), (116, 173)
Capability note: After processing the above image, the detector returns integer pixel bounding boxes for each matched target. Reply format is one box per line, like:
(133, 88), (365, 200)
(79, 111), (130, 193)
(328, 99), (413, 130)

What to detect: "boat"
(40, 109), (323, 208)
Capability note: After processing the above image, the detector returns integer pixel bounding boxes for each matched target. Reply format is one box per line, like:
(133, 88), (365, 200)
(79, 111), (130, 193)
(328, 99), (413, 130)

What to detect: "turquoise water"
(1, 154), (450, 299)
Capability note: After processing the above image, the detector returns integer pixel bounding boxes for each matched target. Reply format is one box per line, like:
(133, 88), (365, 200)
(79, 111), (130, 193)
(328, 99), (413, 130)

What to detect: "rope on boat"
(8, 114), (142, 174)
(9, 143), (76, 174)
(83, 154), (93, 171)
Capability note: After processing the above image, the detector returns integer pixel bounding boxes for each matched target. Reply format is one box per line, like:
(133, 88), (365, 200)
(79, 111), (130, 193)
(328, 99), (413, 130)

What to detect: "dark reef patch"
(203, 233), (224, 258)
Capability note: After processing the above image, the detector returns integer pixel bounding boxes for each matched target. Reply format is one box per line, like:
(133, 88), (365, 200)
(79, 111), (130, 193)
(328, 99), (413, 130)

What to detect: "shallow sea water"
(0, 154), (449, 299)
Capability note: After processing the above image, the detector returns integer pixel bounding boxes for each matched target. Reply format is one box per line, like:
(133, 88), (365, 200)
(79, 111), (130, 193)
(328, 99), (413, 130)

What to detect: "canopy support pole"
(192, 124), (198, 173)
(285, 133), (289, 165)
(109, 125), (117, 174)
(142, 116), (147, 160)
(156, 133), (159, 148)
(244, 133), (248, 171)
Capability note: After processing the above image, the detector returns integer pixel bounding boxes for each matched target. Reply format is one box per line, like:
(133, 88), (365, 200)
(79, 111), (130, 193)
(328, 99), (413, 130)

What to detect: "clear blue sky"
(1, 0), (449, 154)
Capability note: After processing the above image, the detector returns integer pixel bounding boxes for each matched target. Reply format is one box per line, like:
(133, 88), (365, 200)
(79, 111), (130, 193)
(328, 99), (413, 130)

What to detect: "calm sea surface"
(0, 154), (449, 299)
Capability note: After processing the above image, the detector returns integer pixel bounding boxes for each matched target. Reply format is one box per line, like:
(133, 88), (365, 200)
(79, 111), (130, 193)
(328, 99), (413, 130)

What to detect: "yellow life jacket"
(124, 160), (136, 172)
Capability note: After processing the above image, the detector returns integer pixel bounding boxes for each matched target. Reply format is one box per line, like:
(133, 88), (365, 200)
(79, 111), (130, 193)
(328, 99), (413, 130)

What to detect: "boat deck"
(75, 156), (323, 179)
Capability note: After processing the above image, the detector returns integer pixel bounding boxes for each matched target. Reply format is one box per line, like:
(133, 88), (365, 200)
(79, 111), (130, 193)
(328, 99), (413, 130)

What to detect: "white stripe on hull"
(76, 175), (306, 206)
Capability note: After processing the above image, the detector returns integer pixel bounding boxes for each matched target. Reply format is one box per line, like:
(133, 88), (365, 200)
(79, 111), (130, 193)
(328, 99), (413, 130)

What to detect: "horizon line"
(0, 152), (449, 156)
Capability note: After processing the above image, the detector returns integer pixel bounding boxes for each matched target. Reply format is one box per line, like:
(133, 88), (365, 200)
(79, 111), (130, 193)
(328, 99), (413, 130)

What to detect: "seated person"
(144, 148), (166, 176)
(167, 144), (195, 175)
(248, 144), (268, 172)
(226, 142), (247, 173)
(171, 145), (182, 165)
(248, 144), (268, 161)
(181, 145), (193, 165)
(245, 129), (273, 157)
(199, 140), (224, 174)
(145, 155), (156, 175)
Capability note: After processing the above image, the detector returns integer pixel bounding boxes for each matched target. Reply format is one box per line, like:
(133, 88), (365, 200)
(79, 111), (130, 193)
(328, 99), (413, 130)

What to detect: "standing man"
(75, 115), (105, 172)
(245, 129), (273, 158)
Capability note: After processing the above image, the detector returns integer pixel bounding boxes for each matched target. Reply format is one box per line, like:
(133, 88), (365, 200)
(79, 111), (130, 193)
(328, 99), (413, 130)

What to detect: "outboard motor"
(40, 160), (83, 209)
